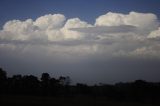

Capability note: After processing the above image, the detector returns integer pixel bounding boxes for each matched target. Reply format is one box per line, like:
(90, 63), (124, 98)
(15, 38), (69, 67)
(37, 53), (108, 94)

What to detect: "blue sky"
(0, 0), (160, 28)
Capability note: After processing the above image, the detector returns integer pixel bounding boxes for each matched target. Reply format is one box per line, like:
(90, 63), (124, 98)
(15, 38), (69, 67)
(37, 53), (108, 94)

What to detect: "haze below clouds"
(0, 11), (160, 84)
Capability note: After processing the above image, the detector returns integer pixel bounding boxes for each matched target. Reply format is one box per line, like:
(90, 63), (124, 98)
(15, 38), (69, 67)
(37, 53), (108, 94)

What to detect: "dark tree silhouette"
(41, 73), (50, 82)
(9, 75), (23, 94)
(59, 76), (71, 86)
(0, 68), (7, 81)
(22, 75), (40, 95)
(0, 68), (7, 94)
(49, 77), (60, 95)
(41, 73), (50, 96)
(0, 66), (160, 104)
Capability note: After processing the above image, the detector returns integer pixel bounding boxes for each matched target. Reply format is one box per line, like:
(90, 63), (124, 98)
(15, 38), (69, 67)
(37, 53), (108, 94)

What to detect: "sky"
(0, 0), (160, 84)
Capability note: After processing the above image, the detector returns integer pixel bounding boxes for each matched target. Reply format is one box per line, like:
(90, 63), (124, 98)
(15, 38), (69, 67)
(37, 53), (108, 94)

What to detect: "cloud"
(70, 25), (137, 34)
(1, 15), (93, 42)
(0, 12), (160, 59)
(61, 18), (92, 39)
(147, 27), (160, 40)
(95, 12), (159, 30)
(34, 14), (66, 30)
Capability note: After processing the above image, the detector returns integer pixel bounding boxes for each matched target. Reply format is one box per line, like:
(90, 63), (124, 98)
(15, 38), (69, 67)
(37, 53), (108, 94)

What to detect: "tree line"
(0, 67), (160, 103)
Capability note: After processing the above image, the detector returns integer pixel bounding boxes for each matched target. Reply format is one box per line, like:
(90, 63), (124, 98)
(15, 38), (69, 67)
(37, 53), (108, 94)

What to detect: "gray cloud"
(70, 25), (137, 34)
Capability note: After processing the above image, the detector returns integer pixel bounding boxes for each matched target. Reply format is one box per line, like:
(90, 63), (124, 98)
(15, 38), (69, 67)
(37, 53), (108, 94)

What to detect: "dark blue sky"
(0, 0), (160, 28)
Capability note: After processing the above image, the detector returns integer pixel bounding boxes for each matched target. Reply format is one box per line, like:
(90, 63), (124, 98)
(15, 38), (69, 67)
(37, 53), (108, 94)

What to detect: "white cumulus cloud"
(0, 12), (160, 59)
(148, 27), (160, 39)
(95, 12), (159, 32)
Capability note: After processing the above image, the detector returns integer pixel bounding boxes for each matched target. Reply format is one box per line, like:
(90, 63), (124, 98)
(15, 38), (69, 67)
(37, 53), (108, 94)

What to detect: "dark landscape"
(0, 67), (160, 106)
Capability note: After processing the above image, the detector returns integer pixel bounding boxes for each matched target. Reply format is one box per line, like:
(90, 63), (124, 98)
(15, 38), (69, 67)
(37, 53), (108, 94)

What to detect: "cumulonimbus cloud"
(0, 11), (160, 58)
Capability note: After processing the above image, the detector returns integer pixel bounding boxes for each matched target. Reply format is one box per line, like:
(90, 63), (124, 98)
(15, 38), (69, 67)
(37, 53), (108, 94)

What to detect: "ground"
(0, 95), (159, 106)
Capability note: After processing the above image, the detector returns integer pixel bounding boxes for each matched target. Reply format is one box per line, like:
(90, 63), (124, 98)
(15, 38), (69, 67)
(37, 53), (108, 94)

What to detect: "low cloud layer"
(0, 12), (160, 84)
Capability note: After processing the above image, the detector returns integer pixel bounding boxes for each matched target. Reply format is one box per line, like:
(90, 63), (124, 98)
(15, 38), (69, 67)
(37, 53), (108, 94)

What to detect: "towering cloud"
(95, 12), (158, 30)
(0, 12), (160, 58)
